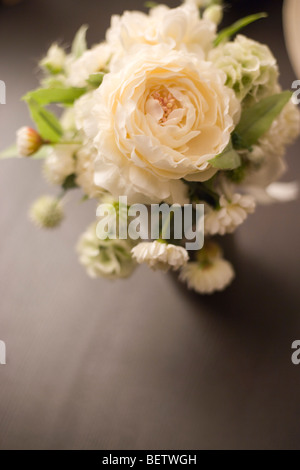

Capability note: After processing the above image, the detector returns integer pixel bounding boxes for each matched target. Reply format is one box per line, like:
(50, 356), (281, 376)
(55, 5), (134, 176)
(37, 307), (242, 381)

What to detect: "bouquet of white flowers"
(1, 0), (299, 294)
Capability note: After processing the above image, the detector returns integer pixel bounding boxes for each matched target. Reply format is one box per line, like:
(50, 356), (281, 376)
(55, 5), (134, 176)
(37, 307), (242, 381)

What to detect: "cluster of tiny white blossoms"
(6, 0), (300, 295)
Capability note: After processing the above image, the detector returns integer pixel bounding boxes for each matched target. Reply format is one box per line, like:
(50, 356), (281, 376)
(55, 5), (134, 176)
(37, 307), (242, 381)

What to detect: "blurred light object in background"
(283, 0), (300, 78)
(0, 341), (6, 365)
(0, 80), (5, 104)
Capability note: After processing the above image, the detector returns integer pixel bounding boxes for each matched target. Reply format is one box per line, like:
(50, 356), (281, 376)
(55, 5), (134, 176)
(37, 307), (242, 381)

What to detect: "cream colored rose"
(106, 3), (216, 66)
(75, 47), (240, 204)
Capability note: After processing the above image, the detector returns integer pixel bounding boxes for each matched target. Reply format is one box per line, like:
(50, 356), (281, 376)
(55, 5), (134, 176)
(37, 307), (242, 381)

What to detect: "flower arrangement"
(1, 0), (299, 294)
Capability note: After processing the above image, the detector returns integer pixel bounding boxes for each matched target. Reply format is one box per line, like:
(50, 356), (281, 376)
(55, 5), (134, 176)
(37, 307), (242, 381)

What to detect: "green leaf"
(62, 173), (78, 191)
(214, 13), (268, 46)
(27, 99), (63, 143)
(182, 180), (220, 208)
(0, 144), (19, 159)
(234, 91), (292, 149)
(71, 25), (88, 59)
(210, 141), (241, 170)
(41, 76), (68, 89)
(86, 72), (105, 88)
(226, 162), (247, 184)
(23, 87), (86, 106)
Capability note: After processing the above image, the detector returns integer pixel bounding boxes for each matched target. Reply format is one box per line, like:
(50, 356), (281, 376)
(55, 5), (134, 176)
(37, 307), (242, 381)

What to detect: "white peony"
(75, 145), (102, 199)
(205, 193), (256, 235)
(75, 46), (240, 204)
(106, 3), (216, 65)
(209, 35), (279, 104)
(77, 223), (136, 280)
(132, 241), (189, 272)
(243, 99), (300, 188)
(180, 258), (235, 294)
(66, 43), (112, 88)
(44, 144), (78, 186)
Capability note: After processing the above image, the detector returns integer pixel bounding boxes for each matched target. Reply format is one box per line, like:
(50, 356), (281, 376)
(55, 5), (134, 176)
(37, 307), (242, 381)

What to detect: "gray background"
(0, 0), (300, 450)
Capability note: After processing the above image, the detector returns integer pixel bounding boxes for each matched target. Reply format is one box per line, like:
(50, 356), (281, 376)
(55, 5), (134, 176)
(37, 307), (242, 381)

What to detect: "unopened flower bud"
(30, 196), (64, 229)
(203, 5), (223, 24)
(40, 43), (66, 74)
(17, 127), (43, 157)
(247, 145), (265, 165)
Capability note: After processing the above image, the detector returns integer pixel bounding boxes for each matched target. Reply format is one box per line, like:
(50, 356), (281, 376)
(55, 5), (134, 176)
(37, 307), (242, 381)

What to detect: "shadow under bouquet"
(2, 0), (300, 294)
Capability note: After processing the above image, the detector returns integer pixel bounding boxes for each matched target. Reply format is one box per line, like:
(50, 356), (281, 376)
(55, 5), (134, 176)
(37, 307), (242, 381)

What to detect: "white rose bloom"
(132, 241), (189, 272)
(180, 258), (235, 294)
(75, 47), (240, 204)
(66, 43), (112, 88)
(77, 223), (136, 280)
(205, 193), (256, 235)
(76, 145), (102, 199)
(209, 35), (279, 104)
(243, 100), (300, 188)
(106, 3), (216, 64)
(44, 144), (78, 186)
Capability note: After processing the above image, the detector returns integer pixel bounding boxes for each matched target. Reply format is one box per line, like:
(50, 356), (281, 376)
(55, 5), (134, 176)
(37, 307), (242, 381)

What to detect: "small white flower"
(179, 240), (235, 294)
(40, 44), (66, 74)
(77, 223), (136, 280)
(205, 193), (256, 235)
(43, 144), (78, 186)
(203, 5), (223, 25)
(66, 43), (112, 88)
(180, 258), (235, 294)
(243, 99), (300, 188)
(60, 108), (77, 137)
(16, 127), (43, 157)
(209, 35), (279, 104)
(30, 196), (64, 229)
(132, 241), (189, 272)
(75, 145), (102, 199)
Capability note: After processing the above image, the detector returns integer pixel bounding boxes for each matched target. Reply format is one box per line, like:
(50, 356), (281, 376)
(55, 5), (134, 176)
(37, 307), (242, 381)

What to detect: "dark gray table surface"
(0, 0), (300, 450)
